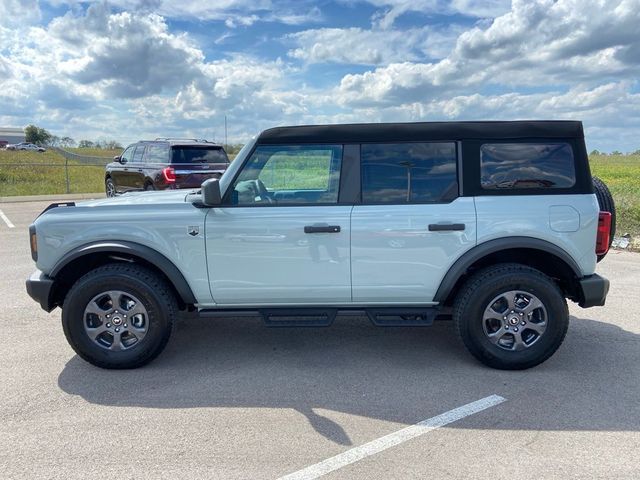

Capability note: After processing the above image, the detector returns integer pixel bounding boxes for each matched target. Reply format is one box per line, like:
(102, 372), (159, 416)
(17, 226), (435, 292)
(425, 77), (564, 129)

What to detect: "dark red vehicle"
(105, 138), (229, 196)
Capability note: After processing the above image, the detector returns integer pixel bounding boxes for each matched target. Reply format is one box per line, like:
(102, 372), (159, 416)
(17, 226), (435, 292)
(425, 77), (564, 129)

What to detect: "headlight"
(29, 225), (37, 261)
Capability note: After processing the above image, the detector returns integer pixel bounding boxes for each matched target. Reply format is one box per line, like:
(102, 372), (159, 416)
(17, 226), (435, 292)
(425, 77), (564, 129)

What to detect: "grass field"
(589, 154), (640, 238)
(65, 147), (123, 158)
(0, 150), (106, 196)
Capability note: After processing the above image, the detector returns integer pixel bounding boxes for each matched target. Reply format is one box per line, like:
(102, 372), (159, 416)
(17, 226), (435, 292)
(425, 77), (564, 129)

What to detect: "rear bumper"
(26, 270), (55, 312)
(578, 273), (609, 308)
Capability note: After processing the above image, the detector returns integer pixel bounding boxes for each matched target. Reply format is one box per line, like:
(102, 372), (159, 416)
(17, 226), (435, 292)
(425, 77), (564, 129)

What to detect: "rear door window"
(361, 142), (458, 204)
(171, 146), (229, 164)
(480, 143), (575, 190)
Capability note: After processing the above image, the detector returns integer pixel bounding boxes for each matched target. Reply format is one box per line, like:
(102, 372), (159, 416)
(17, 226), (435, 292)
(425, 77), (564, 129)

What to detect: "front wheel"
(453, 263), (569, 370)
(105, 178), (116, 197)
(62, 264), (176, 369)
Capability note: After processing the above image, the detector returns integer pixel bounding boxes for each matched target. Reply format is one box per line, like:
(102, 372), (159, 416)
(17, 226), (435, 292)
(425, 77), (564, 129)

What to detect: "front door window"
(229, 145), (343, 205)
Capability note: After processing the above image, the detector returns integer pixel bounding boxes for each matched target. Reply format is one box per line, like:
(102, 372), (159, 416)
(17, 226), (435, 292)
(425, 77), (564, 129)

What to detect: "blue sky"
(1, 0), (640, 151)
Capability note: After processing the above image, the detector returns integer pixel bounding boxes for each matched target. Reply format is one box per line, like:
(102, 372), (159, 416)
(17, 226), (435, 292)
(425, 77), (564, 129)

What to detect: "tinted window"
(481, 143), (575, 190)
(231, 145), (342, 205)
(361, 142), (457, 204)
(145, 144), (169, 163)
(132, 145), (145, 163)
(171, 146), (229, 164)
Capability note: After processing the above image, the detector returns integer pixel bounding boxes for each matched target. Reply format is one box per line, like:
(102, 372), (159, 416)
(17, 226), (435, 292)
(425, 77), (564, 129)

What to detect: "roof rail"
(154, 137), (213, 143)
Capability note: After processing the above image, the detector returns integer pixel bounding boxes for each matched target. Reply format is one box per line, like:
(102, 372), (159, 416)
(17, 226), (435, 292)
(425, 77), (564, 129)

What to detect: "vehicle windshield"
(171, 146), (229, 164)
(219, 137), (256, 195)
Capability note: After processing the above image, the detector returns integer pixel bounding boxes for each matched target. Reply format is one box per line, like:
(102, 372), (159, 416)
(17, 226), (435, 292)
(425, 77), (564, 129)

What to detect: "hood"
(77, 190), (194, 207)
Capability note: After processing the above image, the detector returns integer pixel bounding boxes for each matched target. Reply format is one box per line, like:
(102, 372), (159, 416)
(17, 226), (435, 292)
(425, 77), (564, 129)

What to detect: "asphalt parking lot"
(1, 200), (639, 479)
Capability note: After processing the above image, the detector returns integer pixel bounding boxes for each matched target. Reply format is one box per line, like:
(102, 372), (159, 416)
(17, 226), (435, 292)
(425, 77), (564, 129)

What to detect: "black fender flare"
(50, 241), (197, 305)
(433, 237), (583, 303)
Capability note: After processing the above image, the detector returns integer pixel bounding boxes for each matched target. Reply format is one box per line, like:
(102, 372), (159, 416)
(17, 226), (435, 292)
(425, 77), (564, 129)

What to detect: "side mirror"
(115, 155), (125, 164)
(201, 178), (222, 206)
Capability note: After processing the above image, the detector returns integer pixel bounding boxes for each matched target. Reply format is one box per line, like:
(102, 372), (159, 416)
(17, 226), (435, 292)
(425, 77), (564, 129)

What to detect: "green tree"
(225, 143), (245, 155)
(610, 150), (623, 156)
(589, 149), (601, 156)
(97, 140), (123, 150)
(78, 140), (95, 148)
(60, 137), (76, 147)
(24, 125), (53, 145)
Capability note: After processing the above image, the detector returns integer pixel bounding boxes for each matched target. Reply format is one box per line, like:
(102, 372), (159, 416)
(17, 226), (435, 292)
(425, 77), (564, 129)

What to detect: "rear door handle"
(304, 225), (341, 234)
(428, 223), (465, 232)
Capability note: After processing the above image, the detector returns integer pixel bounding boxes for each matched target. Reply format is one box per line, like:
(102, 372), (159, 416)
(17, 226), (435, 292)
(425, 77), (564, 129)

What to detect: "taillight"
(162, 167), (176, 183)
(596, 211), (611, 255)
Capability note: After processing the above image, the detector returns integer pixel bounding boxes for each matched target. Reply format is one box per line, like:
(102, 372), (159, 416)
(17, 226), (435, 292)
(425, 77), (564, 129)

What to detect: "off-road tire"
(453, 263), (569, 370)
(62, 263), (176, 369)
(592, 176), (616, 261)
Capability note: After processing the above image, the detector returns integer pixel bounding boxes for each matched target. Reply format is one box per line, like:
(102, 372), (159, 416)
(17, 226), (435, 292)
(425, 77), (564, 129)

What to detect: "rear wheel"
(592, 176), (616, 261)
(454, 263), (569, 370)
(144, 182), (155, 191)
(62, 264), (176, 369)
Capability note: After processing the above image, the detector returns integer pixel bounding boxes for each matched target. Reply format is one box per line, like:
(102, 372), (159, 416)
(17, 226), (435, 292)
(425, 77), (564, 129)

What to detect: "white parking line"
(0, 209), (15, 228)
(278, 394), (506, 480)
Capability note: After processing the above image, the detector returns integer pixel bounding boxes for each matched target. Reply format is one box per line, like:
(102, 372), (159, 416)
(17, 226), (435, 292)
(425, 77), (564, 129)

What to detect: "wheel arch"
(50, 241), (197, 309)
(434, 237), (582, 305)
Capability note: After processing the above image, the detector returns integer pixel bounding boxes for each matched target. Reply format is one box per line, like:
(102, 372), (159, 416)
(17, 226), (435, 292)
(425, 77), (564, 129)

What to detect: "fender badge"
(188, 226), (199, 236)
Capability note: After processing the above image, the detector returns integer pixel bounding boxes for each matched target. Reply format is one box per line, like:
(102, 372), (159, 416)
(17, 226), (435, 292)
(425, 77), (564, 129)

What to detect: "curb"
(0, 193), (104, 203)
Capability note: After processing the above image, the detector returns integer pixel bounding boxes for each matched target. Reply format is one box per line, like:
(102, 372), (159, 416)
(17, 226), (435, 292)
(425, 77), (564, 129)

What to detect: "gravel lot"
(1, 200), (639, 479)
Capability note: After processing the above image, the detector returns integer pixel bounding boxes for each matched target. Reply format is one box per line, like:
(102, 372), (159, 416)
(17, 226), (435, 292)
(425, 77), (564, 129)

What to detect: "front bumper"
(578, 273), (609, 308)
(26, 270), (55, 312)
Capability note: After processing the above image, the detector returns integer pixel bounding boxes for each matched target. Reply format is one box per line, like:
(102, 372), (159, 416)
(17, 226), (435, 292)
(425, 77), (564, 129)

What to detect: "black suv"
(105, 138), (229, 196)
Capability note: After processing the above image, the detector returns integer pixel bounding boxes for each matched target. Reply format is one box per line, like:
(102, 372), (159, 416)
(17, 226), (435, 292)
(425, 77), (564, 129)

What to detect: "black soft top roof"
(257, 120), (584, 144)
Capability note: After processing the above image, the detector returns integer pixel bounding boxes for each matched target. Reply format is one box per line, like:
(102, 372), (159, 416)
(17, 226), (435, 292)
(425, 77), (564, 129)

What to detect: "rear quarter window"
(145, 144), (169, 163)
(480, 143), (575, 190)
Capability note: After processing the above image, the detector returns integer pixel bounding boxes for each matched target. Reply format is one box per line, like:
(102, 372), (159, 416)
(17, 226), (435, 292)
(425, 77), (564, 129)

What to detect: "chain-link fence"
(0, 148), (112, 196)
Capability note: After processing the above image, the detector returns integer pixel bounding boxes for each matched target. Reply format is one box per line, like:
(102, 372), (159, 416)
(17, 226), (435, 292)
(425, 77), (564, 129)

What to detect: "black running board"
(366, 308), (437, 327)
(199, 306), (440, 327)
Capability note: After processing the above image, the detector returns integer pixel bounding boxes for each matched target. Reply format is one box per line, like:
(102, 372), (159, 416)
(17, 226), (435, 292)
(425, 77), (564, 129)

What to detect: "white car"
(18, 143), (46, 152)
(26, 121), (614, 370)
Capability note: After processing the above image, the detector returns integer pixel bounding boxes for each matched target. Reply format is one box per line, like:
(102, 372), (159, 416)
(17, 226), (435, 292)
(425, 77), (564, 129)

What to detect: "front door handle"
(428, 223), (465, 232)
(304, 225), (341, 234)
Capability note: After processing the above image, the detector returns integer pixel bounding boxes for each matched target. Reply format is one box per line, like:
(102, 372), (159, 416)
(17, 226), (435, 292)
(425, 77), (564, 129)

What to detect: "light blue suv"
(26, 121), (613, 370)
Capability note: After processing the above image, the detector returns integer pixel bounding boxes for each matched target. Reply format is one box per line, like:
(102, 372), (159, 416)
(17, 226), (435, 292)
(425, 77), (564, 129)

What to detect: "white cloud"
(335, 0), (640, 105)
(0, 0), (41, 27)
(48, 5), (204, 98)
(43, 0), (321, 25)
(287, 24), (463, 65)
(361, 0), (511, 29)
